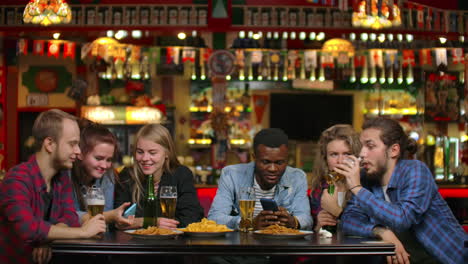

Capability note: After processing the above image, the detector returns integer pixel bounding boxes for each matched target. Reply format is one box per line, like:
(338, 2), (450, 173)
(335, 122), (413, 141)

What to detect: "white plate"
(253, 230), (314, 239)
(124, 229), (183, 239)
(360, 240), (388, 244)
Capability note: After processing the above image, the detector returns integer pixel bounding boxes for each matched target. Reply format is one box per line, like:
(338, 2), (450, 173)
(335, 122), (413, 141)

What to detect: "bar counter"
(51, 231), (395, 257)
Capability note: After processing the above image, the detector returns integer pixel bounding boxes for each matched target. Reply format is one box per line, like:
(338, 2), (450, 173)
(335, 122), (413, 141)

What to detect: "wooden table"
(51, 231), (395, 257)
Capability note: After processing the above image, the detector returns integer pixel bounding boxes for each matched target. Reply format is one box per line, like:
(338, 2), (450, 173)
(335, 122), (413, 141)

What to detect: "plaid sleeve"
(353, 161), (433, 233)
(309, 186), (322, 229)
(0, 172), (51, 243)
(340, 191), (375, 237)
(55, 174), (80, 227)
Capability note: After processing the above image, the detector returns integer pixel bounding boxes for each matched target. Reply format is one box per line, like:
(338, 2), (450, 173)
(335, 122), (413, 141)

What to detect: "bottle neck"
(147, 174), (155, 199)
(328, 184), (335, 195)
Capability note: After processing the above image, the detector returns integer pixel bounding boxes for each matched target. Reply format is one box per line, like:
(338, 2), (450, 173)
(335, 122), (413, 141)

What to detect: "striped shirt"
(341, 160), (468, 264)
(252, 178), (276, 217)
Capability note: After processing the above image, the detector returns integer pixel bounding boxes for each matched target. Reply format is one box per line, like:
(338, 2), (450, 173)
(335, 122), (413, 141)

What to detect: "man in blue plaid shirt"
(336, 117), (467, 264)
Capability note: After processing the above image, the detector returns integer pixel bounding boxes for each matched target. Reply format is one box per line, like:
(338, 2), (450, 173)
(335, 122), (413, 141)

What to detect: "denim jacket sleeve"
(207, 167), (240, 230)
(285, 169), (313, 230)
(101, 171), (115, 212)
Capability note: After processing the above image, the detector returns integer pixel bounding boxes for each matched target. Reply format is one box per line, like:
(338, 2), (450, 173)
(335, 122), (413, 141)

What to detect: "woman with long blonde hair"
(114, 124), (203, 229)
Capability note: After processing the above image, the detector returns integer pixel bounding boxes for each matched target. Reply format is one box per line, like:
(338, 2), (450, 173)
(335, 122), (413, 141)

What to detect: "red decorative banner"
(402, 50), (415, 67)
(63, 42), (76, 59)
(452, 48), (464, 64)
(417, 5), (424, 29)
(253, 94), (269, 124)
(48, 41), (60, 58)
(354, 55), (366, 67)
(426, 8), (432, 30)
(33, 40), (45, 55)
(419, 49), (432, 66)
(18, 39), (28, 55)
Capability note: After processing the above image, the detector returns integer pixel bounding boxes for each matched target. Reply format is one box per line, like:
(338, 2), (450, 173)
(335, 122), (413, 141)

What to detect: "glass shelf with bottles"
(363, 90), (420, 117)
(188, 85), (252, 149)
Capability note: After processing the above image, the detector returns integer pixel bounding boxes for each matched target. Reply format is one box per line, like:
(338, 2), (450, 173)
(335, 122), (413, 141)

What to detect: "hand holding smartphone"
(123, 203), (136, 218)
(260, 198), (279, 212)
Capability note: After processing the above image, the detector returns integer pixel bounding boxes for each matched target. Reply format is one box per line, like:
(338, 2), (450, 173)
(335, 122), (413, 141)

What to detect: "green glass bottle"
(143, 174), (158, 228)
(322, 184), (337, 234)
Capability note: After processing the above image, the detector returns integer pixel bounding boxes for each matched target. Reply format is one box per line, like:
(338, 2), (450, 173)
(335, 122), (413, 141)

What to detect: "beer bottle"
(143, 174), (158, 228)
(322, 184), (337, 234)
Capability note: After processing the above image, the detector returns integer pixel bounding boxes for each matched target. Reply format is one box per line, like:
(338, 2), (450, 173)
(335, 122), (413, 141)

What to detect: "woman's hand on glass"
(315, 210), (337, 232)
(320, 190), (342, 217)
(157, 217), (179, 229)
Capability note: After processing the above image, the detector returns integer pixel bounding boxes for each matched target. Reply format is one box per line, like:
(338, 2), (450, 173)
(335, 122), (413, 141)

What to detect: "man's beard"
(366, 163), (387, 183)
(52, 146), (71, 170)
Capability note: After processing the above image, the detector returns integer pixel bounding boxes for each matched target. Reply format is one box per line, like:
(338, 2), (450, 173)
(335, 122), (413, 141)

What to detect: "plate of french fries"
(178, 218), (234, 237)
(253, 224), (313, 239)
(124, 226), (183, 239)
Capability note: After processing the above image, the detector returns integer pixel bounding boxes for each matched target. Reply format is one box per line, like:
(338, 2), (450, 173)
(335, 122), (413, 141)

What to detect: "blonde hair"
(130, 124), (181, 205)
(311, 124), (361, 190)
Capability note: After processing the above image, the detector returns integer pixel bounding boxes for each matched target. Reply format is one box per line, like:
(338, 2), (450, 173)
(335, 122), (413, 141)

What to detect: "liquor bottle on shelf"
(143, 174), (158, 228)
(240, 83), (251, 112)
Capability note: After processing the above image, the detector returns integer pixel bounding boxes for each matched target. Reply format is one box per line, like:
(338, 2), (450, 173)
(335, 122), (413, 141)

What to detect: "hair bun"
(406, 138), (418, 156)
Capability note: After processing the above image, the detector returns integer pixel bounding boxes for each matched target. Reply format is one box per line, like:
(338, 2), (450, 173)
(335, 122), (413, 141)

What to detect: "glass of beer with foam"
(238, 187), (256, 232)
(86, 186), (105, 217)
(160, 186), (177, 219)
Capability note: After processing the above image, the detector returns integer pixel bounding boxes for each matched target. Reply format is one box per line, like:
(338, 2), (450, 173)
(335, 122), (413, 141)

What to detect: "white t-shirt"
(382, 185), (391, 202)
(337, 191), (346, 208)
(252, 178), (276, 217)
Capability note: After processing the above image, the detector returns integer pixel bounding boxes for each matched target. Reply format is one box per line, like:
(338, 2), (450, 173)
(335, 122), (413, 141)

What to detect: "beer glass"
(160, 186), (177, 219)
(238, 187), (256, 232)
(86, 186), (105, 217)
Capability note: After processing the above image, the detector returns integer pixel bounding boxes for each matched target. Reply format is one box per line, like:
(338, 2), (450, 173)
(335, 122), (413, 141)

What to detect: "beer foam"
(87, 199), (105, 205)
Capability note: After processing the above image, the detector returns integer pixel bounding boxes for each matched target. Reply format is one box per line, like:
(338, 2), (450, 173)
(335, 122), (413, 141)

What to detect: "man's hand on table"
(32, 244), (52, 264)
(80, 214), (106, 238)
(373, 227), (410, 264)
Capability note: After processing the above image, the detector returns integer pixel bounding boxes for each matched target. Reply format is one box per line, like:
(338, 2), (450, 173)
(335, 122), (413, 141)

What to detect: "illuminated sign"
(81, 106), (164, 124)
(292, 79), (334, 91)
(126, 107), (163, 124)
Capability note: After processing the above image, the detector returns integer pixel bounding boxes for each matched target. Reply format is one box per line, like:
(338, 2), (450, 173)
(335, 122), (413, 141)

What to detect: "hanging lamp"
(23, 0), (72, 26)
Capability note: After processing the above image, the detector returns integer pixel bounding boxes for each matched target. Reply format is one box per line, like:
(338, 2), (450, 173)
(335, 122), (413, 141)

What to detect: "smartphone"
(260, 198), (279, 212)
(123, 203), (136, 218)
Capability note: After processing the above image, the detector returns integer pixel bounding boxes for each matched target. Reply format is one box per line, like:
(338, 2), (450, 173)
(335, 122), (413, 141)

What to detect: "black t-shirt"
(42, 188), (53, 221)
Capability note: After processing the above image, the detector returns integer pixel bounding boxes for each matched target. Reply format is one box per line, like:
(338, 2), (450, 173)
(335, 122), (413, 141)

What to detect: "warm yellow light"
(322, 38), (355, 57)
(52, 33), (60, 39)
(178, 32), (186, 40)
(24, 0), (72, 26)
(94, 37), (119, 45)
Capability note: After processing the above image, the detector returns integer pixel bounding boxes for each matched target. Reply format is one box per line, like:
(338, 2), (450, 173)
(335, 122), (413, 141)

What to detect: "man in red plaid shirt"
(0, 109), (106, 264)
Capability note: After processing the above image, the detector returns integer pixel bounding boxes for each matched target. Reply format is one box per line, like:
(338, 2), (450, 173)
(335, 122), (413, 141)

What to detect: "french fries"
(259, 224), (302, 235)
(184, 218), (231, 232)
(133, 226), (176, 235)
